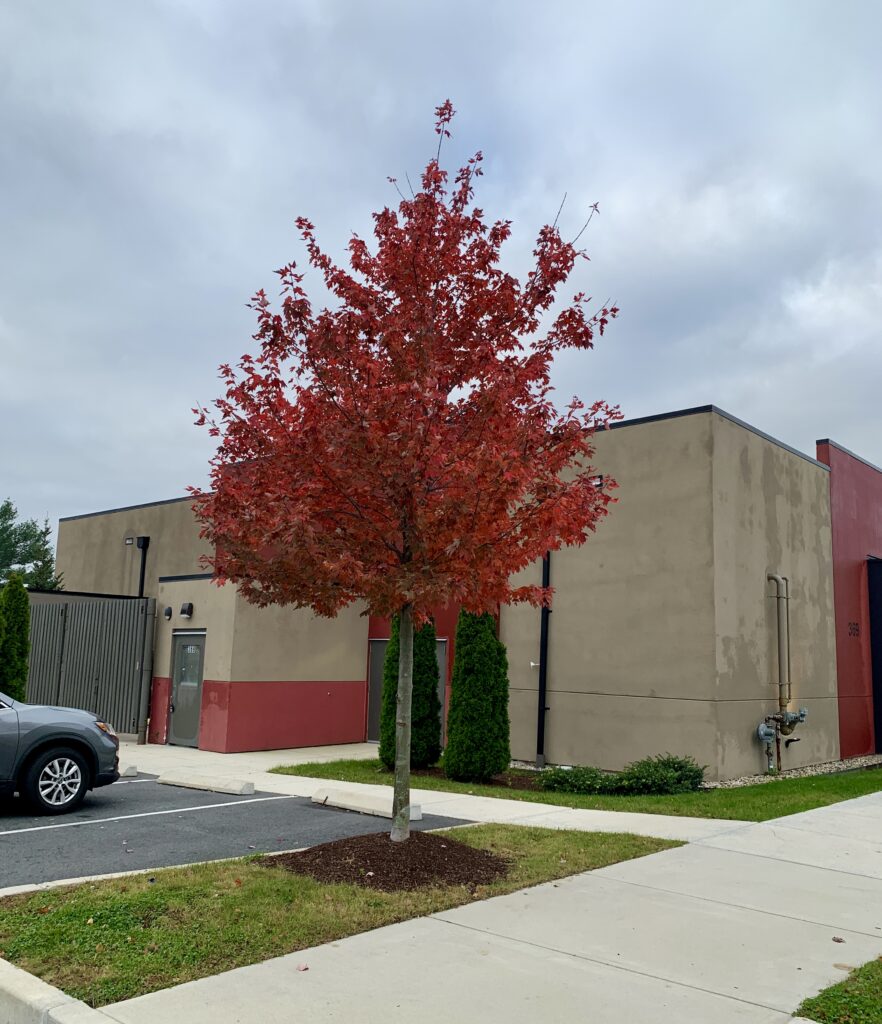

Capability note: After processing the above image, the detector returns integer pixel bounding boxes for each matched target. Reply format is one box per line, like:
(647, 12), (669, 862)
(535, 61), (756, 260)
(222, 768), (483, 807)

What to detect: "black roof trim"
(609, 404), (829, 471)
(816, 438), (882, 476)
(158, 573), (215, 583)
(59, 494), (194, 523)
(26, 589), (143, 600)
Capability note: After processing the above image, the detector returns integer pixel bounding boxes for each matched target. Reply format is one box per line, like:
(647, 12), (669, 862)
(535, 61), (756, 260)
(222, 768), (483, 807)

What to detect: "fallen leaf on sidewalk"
(296, 964), (309, 972)
(832, 936), (846, 943)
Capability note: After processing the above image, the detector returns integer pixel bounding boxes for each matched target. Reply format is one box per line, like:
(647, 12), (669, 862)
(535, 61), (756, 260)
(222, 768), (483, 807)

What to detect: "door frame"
(868, 558), (882, 754)
(365, 636), (449, 744)
(167, 630), (206, 748)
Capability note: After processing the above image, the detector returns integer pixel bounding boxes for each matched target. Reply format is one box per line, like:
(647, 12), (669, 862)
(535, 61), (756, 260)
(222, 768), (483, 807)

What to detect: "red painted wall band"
(817, 441), (882, 757)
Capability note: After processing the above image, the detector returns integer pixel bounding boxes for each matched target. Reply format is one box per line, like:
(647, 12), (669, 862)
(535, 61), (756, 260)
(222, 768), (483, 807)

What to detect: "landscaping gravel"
(514, 754), (882, 790)
(701, 753), (882, 789)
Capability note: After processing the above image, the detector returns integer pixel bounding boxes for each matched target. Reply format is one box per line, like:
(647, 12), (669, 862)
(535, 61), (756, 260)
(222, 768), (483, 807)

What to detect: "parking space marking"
(0, 794), (297, 836)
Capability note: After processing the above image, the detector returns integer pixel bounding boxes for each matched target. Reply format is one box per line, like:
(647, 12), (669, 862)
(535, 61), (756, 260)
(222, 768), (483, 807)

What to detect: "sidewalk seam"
(425, 915), (791, 1015)
(586, 870), (882, 938)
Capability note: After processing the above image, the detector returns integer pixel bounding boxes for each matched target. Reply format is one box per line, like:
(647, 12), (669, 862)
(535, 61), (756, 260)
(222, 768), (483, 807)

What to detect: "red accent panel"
(817, 441), (882, 756)
(148, 677), (171, 744)
(369, 605), (463, 732)
(368, 605), (460, 684)
(199, 679), (232, 752)
(196, 680), (367, 754)
(837, 695), (875, 759)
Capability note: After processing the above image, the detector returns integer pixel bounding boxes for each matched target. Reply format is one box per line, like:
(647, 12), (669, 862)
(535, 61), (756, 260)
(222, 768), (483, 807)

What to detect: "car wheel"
(23, 748), (90, 814)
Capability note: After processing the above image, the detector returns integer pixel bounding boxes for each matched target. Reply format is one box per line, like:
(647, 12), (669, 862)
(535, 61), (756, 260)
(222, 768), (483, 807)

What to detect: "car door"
(0, 699), (19, 782)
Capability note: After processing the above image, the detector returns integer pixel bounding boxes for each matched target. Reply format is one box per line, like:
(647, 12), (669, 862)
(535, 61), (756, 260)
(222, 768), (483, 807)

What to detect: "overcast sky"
(2, 1), (880, 533)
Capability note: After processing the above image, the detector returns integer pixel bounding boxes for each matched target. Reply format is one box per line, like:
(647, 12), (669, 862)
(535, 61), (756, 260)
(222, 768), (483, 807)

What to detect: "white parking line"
(114, 779), (156, 785)
(0, 794), (297, 836)
(0, 845), (311, 898)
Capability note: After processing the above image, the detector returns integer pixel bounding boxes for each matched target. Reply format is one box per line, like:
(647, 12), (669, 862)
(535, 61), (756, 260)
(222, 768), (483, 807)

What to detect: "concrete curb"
(156, 771), (255, 796)
(311, 786), (422, 820)
(0, 957), (116, 1023)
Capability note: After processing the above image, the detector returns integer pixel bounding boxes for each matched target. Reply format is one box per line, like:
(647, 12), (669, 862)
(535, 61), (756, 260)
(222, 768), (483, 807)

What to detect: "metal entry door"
(168, 632), (205, 747)
(366, 638), (448, 744)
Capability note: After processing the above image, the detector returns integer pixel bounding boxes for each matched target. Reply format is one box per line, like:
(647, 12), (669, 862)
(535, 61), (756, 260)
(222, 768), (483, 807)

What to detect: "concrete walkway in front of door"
(118, 740), (745, 842)
(97, 789), (882, 1024)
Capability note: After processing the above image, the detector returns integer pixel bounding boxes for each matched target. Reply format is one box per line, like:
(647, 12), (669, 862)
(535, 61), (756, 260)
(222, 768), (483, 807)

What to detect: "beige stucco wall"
(56, 498), (208, 597)
(230, 597), (369, 682)
(711, 414), (838, 776)
(503, 412), (719, 770)
(502, 409), (839, 781)
(153, 578), (237, 683)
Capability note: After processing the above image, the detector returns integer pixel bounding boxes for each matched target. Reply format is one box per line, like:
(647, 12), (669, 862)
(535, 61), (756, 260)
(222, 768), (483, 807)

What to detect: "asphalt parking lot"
(0, 775), (468, 891)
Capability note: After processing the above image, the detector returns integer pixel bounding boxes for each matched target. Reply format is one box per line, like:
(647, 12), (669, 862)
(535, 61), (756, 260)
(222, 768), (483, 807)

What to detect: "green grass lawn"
(0, 824), (674, 1007)
(798, 957), (882, 1023)
(271, 759), (882, 821)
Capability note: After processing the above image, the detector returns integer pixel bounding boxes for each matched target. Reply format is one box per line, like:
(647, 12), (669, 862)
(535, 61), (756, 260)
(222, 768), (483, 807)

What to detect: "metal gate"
(26, 595), (156, 738)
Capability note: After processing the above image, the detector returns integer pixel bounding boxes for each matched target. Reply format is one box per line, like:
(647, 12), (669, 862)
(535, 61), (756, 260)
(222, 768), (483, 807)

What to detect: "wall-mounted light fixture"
(180, 602), (194, 619)
(124, 536), (134, 546)
(163, 606), (173, 621)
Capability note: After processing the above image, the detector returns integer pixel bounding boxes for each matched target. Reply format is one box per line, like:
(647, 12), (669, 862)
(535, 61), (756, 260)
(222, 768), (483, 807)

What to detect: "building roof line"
(816, 438), (882, 476)
(59, 406), (831, 526)
(59, 494), (195, 523)
(610, 405), (830, 471)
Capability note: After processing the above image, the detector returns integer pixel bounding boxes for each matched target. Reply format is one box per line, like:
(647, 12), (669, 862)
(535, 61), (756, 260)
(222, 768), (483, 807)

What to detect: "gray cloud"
(2, 0), (881, 532)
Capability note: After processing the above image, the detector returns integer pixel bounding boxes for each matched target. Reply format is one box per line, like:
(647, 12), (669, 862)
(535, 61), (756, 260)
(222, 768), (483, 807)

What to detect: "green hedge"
(539, 754), (705, 796)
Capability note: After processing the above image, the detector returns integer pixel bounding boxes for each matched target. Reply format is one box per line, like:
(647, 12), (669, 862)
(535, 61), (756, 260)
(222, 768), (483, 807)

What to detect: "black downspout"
(136, 536), (150, 598)
(536, 551), (551, 768)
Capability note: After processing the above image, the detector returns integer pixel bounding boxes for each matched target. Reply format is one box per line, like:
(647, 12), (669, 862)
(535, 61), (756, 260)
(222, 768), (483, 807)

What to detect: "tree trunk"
(390, 603), (414, 842)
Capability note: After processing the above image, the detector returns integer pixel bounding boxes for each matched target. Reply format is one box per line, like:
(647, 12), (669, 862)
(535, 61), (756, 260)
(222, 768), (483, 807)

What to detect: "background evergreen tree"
(26, 519), (64, 590)
(0, 574), (31, 701)
(444, 610), (511, 781)
(0, 500), (61, 588)
(379, 616), (442, 771)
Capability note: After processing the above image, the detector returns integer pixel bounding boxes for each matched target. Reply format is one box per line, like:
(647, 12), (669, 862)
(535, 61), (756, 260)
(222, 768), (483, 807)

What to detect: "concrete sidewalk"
(98, 788), (882, 1024)
(117, 740), (744, 842)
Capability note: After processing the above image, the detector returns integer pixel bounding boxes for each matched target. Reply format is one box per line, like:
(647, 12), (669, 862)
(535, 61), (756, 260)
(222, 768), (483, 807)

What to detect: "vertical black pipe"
(536, 551), (551, 768)
(136, 536), (150, 598)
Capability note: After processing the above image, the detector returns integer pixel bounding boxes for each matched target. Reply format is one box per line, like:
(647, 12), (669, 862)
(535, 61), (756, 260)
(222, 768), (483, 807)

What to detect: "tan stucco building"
(55, 405), (847, 781)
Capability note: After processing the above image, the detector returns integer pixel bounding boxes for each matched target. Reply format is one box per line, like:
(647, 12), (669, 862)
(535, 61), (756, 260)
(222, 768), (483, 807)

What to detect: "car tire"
(23, 747), (90, 815)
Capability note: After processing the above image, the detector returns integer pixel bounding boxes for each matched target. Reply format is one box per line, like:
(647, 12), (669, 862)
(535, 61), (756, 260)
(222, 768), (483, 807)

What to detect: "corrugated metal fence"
(27, 595), (156, 736)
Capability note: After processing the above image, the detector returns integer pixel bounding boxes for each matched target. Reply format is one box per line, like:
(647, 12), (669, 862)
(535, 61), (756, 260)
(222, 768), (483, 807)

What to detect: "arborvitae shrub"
(444, 610), (510, 781)
(0, 574), (30, 701)
(378, 616), (442, 771)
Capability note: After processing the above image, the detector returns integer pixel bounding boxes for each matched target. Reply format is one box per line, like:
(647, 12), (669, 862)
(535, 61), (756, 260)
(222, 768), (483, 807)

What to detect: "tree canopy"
(0, 500), (62, 590)
(193, 102), (618, 623)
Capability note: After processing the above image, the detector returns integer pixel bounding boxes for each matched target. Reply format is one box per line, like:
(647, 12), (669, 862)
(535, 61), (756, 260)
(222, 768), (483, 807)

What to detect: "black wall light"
(163, 606), (173, 621)
(180, 602), (194, 619)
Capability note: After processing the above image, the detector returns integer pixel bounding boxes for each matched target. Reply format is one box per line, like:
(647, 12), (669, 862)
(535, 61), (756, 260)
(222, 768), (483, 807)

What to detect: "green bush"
(444, 611), (510, 782)
(538, 754), (705, 796)
(0, 574), (30, 702)
(378, 616), (442, 771)
(538, 765), (612, 794)
(618, 754), (705, 794)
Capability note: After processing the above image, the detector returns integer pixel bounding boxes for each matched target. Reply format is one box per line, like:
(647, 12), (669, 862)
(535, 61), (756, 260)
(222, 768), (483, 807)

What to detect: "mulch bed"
(261, 830), (509, 892)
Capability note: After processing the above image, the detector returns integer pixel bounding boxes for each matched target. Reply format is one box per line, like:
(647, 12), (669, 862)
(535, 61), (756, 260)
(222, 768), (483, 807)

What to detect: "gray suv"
(0, 689), (120, 814)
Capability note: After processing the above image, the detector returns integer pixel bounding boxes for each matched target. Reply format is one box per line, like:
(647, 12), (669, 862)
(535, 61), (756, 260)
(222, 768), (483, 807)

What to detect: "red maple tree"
(193, 102), (619, 840)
